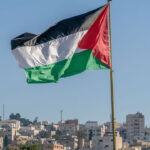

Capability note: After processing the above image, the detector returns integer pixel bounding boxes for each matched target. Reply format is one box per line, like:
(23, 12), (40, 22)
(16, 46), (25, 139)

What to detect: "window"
(105, 145), (109, 148)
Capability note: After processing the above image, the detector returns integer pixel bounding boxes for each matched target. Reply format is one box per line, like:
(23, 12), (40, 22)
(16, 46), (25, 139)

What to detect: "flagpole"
(107, 0), (116, 150)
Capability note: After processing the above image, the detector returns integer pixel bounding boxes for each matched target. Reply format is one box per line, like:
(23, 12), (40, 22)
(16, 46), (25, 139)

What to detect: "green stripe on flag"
(25, 50), (109, 83)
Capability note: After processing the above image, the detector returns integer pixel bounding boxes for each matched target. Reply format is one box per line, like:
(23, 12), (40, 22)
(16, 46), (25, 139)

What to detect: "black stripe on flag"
(11, 5), (106, 50)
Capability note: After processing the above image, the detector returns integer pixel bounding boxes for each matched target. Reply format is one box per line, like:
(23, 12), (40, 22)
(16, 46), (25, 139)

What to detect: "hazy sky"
(0, 0), (150, 126)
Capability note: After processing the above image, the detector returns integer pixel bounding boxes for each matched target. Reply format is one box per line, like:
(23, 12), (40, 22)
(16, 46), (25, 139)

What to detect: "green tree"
(9, 113), (21, 120)
(38, 130), (51, 138)
(52, 134), (64, 140)
(9, 113), (32, 126)
(19, 144), (40, 150)
(30, 144), (39, 150)
(6, 147), (12, 150)
(20, 118), (32, 126)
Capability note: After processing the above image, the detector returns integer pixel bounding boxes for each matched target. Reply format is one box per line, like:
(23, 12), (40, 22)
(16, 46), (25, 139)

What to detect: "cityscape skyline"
(0, 112), (149, 150)
(1, 109), (150, 128)
(1, 0), (150, 129)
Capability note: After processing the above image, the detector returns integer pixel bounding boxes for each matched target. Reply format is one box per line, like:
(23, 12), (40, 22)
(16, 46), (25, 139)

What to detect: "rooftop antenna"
(3, 104), (5, 120)
(60, 110), (63, 122)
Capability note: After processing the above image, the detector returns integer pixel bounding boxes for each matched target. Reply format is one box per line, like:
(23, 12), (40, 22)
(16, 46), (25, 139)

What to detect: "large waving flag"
(11, 4), (110, 83)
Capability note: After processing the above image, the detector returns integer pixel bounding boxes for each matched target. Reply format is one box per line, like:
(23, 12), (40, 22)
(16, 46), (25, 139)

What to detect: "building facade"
(126, 112), (145, 141)
(43, 143), (64, 150)
(92, 132), (122, 150)
(0, 137), (3, 150)
(59, 119), (79, 136)
(85, 121), (104, 140)
(0, 120), (20, 130)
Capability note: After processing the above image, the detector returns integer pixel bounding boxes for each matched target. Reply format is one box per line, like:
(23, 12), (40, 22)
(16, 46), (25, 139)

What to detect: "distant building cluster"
(0, 112), (149, 150)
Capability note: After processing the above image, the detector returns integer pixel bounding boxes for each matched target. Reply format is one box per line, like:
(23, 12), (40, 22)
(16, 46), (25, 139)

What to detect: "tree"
(33, 117), (38, 125)
(52, 134), (64, 140)
(6, 147), (12, 150)
(30, 144), (39, 150)
(20, 118), (32, 126)
(9, 113), (32, 126)
(38, 131), (51, 138)
(19, 144), (40, 150)
(9, 113), (21, 120)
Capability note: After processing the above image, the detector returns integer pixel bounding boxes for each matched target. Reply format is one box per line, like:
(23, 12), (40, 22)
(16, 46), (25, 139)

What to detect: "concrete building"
(126, 112), (145, 141)
(104, 122), (123, 132)
(59, 119), (79, 136)
(0, 120), (20, 130)
(121, 142), (141, 150)
(57, 135), (78, 150)
(0, 137), (3, 150)
(0, 127), (16, 142)
(134, 140), (150, 149)
(60, 123), (79, 136)
(144, 127), (150, 142)
(65, 119), (78, 125)
(35, 124), (45, 131)
(118, 125), (127, 140)
(85, 121), (98, 129)
(92, 132), (122, 150)
(119, 147), (141, 150)
(0, 120), (20, 143)
(85, 121), (104, 139)
(19, 126), (39, 136)
(78, 138), (85, 149)
(15, 135), (33, 144)
(42, 143), (64, 150)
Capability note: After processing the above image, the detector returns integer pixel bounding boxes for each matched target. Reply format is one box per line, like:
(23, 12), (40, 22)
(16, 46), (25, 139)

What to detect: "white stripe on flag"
(12, 30), (87, 69)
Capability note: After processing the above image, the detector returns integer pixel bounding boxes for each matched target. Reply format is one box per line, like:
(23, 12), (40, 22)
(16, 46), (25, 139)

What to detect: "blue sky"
(0, 0), (150, 126)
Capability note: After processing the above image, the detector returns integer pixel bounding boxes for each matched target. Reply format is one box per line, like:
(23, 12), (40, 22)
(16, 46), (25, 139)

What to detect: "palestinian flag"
(11, 4), (110, 83)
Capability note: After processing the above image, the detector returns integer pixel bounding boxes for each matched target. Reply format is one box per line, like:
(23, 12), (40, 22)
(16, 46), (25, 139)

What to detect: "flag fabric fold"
(11, 4), (110, 83)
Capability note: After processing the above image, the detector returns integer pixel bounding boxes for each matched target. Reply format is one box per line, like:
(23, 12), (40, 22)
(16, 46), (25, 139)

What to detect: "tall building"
(126, 112), (145, 141)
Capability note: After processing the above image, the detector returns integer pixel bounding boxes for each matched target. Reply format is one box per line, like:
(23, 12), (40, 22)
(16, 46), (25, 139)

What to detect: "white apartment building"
(92, 132), (122, 150)
(0, 120), (20, 130)
(126, 112), (145, 141)
(85, 121), (105, 139)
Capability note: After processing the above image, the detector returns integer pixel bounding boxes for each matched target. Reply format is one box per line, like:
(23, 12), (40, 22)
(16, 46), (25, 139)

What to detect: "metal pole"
(107, 1), (116, 150)
(61, 110), (63, 122)
(3, 104), (5, 120)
